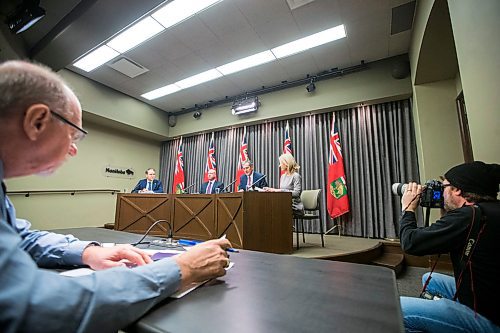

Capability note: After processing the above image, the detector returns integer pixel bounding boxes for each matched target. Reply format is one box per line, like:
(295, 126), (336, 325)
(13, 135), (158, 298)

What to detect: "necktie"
(206, 181), (213, 194)
(147, 181), (152, 191)
(248, 175), (253, 189)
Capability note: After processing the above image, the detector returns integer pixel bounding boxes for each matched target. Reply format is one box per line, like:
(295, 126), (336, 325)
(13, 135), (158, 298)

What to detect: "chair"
(294, 189), (324, 249)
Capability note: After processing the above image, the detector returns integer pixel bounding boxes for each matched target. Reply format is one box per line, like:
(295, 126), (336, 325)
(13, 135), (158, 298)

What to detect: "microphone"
(182, 183), (196, 194)
(249, 174), (266, 189)
(222, 179), (237, 192)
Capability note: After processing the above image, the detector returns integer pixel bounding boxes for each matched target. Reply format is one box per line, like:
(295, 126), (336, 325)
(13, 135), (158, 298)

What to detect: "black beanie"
(444, 161), (500, 197)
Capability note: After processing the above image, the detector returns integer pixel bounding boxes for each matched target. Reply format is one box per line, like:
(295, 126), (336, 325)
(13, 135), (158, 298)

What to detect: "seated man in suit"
(200, 169), (224, 194)
(238, 160), (268, 191)
(132, 168), (164, 193)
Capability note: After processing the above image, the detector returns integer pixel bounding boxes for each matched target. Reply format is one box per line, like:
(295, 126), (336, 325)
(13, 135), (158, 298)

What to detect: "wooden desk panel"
(114, 193), (171, 237)
(114, 192), (293, 254)
(172, 194), (217, 240)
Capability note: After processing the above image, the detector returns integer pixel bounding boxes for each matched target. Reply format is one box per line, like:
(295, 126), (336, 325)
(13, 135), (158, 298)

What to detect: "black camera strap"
(453, 204), (487, 302)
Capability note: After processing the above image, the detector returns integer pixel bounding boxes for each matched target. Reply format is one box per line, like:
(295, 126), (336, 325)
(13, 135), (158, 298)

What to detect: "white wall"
(5, 121), (162, 230)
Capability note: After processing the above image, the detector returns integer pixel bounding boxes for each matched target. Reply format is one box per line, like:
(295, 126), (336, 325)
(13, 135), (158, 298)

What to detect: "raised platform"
(290, 234), (405, 274)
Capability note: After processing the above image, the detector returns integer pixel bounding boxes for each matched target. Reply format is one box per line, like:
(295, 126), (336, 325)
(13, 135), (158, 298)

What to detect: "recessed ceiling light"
(141, 84), (182, 100)
(73, 45), (120, 72)
(175, 69), (223, 89)
(152, 0), (222, 29)
(271, 24), (346, 59)
(217, 50), (276, 76)
(107, 17), (165, 53)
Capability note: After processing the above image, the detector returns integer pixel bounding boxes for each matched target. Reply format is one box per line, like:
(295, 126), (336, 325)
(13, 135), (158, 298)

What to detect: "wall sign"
(103, 165), (135, 179)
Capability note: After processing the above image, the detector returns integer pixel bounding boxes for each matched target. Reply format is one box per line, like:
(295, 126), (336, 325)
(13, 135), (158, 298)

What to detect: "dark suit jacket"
(199, 180), (225, 194)
(238, 172), (268, 191)
(131, 179), (164, 193)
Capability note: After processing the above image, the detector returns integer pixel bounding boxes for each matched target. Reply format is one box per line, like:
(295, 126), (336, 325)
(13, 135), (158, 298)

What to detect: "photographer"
(399, 161), (500, 332)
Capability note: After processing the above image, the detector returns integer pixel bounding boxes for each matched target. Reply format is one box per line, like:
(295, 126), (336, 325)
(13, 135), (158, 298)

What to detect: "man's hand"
(401, 182), (422, 212)
(82, 244), (153, 270)
(174, 239), (231, 289)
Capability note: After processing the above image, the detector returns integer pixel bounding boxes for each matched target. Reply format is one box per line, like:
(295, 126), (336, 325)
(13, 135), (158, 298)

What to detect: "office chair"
(294, 189), (324, 249)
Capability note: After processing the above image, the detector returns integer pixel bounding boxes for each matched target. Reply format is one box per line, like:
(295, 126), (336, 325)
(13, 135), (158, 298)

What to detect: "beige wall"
(409, 0), (462, 185)
(5, 121), (162, 230)
(171, 56), (412, 136)
(59, 69), (171, 141)
(412, 79), (463, 180)
(447, 0), (500, 162)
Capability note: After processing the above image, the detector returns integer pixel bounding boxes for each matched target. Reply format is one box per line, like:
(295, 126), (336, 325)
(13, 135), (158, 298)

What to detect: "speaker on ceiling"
(391, 60), (410, 79)
(168, 115), (177, 127)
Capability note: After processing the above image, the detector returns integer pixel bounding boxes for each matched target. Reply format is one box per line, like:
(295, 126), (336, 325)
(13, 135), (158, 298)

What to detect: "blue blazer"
(131, 179), (164, 193)
(238, 172), (268, 191)
(199, 181), (225, 194)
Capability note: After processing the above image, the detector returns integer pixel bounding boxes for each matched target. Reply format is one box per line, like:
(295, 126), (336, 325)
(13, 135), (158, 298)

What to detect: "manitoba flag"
(327, 114), (349, 218)
(283, 121), (293, 155)
(172, 137), (185, 194)
(204, 133), (217, 182)
(234, 127), (249, 191)
(281, 121), (293, 177)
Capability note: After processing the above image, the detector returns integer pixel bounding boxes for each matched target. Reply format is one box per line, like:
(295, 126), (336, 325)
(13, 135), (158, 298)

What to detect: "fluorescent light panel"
(142, 24), (347, 100)
(73, 45), (120, 72)
(271, 24), (346, 59)
(152, 0), (222, 29)
(175, 69), (223, 89)
(217, 50), (276, 75)
(141, 84), (181, 100)
(107, 17), (165, 53)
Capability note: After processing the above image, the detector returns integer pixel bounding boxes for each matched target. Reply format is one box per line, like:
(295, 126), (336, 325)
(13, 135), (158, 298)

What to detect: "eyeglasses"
(50, 110), (88, 144)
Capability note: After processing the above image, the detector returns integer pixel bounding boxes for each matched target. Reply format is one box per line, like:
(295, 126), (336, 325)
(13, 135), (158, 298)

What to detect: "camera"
(392, 180), (444, 208)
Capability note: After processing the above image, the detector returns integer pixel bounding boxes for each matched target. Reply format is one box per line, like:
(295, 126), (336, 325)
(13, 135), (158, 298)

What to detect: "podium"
(114, 192), (293, 254)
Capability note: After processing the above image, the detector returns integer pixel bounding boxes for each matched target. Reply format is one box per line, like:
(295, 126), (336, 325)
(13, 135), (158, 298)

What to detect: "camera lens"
(391, 183), (408, 196)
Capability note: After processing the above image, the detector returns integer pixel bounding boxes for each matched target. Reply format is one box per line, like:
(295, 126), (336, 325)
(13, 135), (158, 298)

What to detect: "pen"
(178, 239), (239, 253)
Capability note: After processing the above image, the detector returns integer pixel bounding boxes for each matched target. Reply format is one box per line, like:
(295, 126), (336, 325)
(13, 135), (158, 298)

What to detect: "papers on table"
(58, 249), (233, 298)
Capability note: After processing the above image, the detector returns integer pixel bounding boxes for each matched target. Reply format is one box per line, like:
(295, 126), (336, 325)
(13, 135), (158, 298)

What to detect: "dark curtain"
(159, 99), (419, 238)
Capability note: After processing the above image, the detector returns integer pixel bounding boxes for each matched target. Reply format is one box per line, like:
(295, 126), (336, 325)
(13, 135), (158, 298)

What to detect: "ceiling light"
(271, 24), (346, 59)
(6, 0), (46, 34)
(141, 84), (182, 100)
(152, 0), (222, 29)
(175, 69), (223, 89)
(217, 50), (276, 75)
(106, 17), (165, 53)
(73, 45), (120, 72)
(232, 96), (259, 115)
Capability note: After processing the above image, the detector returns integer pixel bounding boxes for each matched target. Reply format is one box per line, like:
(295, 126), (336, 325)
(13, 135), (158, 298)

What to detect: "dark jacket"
(399, 201), (500, 326)
(199, 180), (224, 194)
(238, 172), (267, 191)
(131, 179), (164, 193)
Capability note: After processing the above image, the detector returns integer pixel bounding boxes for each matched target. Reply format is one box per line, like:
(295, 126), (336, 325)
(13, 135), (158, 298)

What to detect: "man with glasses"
(399, 161), (500, 332)
(132, 168), (164, 193)
(0, 60), (232, 332)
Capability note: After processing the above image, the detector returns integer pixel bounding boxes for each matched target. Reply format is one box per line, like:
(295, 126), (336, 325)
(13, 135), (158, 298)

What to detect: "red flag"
(234, 127), (249, 191)
(203, 133), (217, 182)
(172, 137), (185, 194)
(283, 121), (293, 155)
(327, 114), (349, 218)
(281, 121), (293, 177)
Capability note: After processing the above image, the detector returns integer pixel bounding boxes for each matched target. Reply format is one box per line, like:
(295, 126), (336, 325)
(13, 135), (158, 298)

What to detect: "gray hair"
(0, 60), (72, 120)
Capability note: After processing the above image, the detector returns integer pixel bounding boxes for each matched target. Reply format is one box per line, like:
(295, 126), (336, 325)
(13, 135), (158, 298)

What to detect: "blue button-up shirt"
(0, 160), (182, 333)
